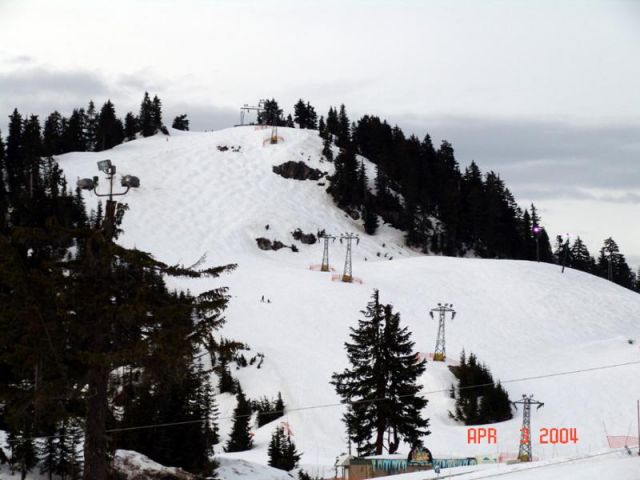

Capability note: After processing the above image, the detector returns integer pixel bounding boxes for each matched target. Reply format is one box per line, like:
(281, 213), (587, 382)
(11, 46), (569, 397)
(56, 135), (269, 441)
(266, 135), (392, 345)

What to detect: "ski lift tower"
(429, 303), (456, 362)
(239, 100), (265, 126)
(319, 232), (336, 272)
(512, 394), (544, 462)
(339, 233), (359, 282)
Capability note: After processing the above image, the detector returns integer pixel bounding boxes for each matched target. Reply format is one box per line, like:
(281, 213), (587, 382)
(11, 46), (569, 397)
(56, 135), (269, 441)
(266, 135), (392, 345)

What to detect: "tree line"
(254, 97), (639, 293)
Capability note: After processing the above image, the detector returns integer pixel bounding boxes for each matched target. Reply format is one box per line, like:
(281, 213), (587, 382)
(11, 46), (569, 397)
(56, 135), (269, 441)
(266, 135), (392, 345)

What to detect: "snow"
(56, 126), (640, 477)
(373, 450), (640, 479)
(216, 457), (293, 480)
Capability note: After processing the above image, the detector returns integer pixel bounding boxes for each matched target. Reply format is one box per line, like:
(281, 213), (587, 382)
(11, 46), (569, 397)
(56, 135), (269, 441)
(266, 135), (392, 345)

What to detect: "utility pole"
(319, 232), (336, 272)
(429, 303), (456, 362)
(77, 160), (139, 480)
(512, 394), (544, 462)
(339, 233), (359, 282)
(561, 235), (570, 273)
(637, 399), (639, 456)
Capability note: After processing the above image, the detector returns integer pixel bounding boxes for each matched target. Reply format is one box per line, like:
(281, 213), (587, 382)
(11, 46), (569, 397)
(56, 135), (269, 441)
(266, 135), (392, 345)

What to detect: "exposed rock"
(256, 238), (296, 252)
(272, 161), (324, 181)
(292, 228), (317, 245)
(113, 450), (198, 480)
(256, 237), (273, 250)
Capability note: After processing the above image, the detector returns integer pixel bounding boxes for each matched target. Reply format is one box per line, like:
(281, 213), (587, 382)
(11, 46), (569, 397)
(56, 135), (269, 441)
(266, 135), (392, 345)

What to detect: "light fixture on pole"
(77, 159), (140, 239)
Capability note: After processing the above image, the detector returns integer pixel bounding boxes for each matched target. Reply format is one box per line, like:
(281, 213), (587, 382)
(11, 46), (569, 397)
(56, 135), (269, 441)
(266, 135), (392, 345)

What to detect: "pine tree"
(322, 135), (333, 161)
(61, 109), (87, 153)
(331, 290), (429, 455)
(139, 92), (155, 137)
(226, 386), (253, 452)
(285, 114), (295, 128)
(318, 115), (326, 138)
(5, 108), (24, 198)
(218, 357), (236, 394)
(597, 237), (635, 289)
(172, 114), (189, 131)
(85, 100), (98, 151)
(124, 112), (139, 140)
(0, 131), (7, 231)
(268, 426), (300, 471)
(258, 99), (283, 126)
(152, 95), (163, 132)
(570, 237), (594, 273)
(94, 100), (124, 151)
(43, 111), (64, 156)
(336, 104), (350, 148)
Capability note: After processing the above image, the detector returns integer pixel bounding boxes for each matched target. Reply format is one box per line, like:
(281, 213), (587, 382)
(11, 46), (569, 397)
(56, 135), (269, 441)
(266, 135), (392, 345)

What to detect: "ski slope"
(57, 126), (640, 478)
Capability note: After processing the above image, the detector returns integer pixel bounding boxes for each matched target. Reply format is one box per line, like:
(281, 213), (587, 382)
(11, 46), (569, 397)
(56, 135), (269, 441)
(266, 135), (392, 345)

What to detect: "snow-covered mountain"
(57, 126), (640, 478)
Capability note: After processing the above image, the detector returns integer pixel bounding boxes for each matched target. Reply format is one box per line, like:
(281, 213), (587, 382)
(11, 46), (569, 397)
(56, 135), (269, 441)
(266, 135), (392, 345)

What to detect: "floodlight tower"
(532, 224), (543, 262)
(429, 303), (456, 361)
(77, 159), (140, 239)
(512, 394), (544, 462)
(339, 233), (359, 282)
(319, 232), (336, 272)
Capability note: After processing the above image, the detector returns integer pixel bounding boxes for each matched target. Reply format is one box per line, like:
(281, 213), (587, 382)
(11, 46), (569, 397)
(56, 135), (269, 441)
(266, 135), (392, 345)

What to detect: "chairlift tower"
(512, 394), (544, 462)
(339, 233), (359, 282)
(239, 99), (265, 126)
(319, 233), (336, 272)
(429, 303), (456, 361)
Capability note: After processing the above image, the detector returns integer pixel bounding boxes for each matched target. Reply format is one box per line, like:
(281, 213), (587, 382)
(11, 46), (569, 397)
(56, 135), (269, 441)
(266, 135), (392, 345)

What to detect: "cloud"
(387, 114), (640, 196)
(0, 66), (108, 97)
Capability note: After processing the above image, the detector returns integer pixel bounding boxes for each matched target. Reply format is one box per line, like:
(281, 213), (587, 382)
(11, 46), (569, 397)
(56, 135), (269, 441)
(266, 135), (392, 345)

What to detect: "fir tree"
(226, 386), (253, 452)
(124, 112), (139, 140)
(268, 426), (301, 471)
(152, 95), (163, 132)
(331, 290), (429, 455)
(172, 114), (189, 131)
(322, 135), (333, 162)
(94, 100), (124, 151)
(258, 99), (283, 126)
(43, 111), (64, 156)
(139, 92), (155, 137)
(85, 101), (98, 151)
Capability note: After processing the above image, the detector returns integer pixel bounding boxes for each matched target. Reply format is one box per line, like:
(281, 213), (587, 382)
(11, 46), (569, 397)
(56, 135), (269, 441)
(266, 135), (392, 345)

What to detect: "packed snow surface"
(57, 127), (640, 476)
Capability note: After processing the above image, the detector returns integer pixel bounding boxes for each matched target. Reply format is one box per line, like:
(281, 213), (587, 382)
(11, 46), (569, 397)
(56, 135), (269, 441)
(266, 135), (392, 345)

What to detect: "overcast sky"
(1, 0), (639, 268)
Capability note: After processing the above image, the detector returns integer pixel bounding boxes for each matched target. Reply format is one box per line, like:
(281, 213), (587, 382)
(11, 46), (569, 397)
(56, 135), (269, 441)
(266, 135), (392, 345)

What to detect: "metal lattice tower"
(339, 233), (359, 282)
(239, 99), (265, 126)
(429, 303), (456, 361)
(319, 233), (336, 272)
(512, 394), (544, 462)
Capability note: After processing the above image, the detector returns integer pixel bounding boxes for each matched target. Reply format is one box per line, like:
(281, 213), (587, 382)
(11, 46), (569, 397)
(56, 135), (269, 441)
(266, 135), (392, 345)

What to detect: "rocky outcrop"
(256, 237), (293, 251)
(292, 228), (317, 245)
(272, 161), (324, 181)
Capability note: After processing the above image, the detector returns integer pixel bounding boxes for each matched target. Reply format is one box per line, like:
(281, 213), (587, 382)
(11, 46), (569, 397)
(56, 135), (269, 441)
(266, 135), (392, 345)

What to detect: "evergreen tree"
(258, 99), (283, 126)
(322, 135), (333, 161)
(139, 92), (155, 137)
(124, 112), (139, 140)
(217, 357), (236, 394)
(85, 101), (98, 151)
(268, 426), (300, 471)
(226, 386), (253, 452)
(7, 425), (38, 480)
(172, 114), (189, 131)
(43, 111), (64, 156)
(285, 114), (295, 128)
(325, 106), (339, 139)
(318, 115), (326, 138)
(152, 95), (163, 132)
(5, 108), (24, 198)
(331, 290), (429, 455)
(94, 100), (124, 151)
(570, 237), (594, 273)
(336, 104), (350, 148)
(596, 237), (635, 289)
(0, 131), (7, 231)
(60, 109), (87, 153)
